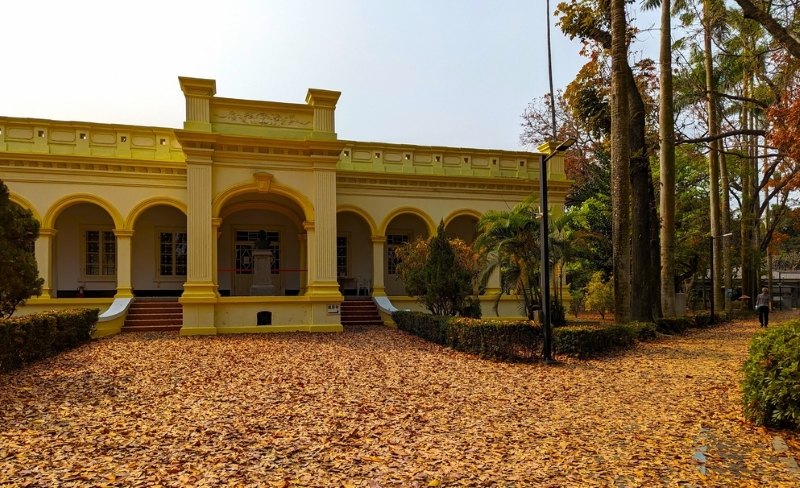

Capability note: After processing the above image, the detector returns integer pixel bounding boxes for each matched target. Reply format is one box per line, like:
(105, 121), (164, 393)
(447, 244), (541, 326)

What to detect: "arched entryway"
(336, 207), (376, 296)
(52, 202), (120, 298)
(444, 211), (481, 244)
(217, 194), (306, 296)
(381, 209), (434, 296)
(129, 203), (188, 297)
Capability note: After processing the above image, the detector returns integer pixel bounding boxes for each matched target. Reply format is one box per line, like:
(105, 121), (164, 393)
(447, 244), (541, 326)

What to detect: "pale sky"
(1, 1), (659, 151)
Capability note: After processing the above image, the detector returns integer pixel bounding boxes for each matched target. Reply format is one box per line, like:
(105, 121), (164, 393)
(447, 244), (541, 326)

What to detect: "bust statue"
(255, 230), (271, 250)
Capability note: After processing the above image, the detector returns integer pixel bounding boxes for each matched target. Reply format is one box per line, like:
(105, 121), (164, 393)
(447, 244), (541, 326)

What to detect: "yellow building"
(1, 77), (569, 336)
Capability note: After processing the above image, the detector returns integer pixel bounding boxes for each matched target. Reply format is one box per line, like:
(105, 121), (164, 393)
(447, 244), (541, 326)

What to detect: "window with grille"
(85, 230), (116, 276)
(386, 234), (409, 275)
(159, 231), (187, 277)
(235, 231), (280, 274)
(337, 236), (348, 277)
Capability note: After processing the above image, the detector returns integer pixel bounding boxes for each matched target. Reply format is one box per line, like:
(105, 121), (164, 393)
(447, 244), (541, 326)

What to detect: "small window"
(520, 160), (525, 166)
(79, 133), (87, 140)
(435, 155), (441, 162)
(343, 150), (350, 157)
(84, 230), (116, 277)
(120, 136), (127, 143)
(160, 138), (167, 145)
(492, 159), (497, 165)
(386, 234), (410, 275)
(404, 154), (411, 160)
(257, 311), (272, 325)
(374, 152), (381, 158)
(37, 130), (45, 138)
(159, 231), (187, 277)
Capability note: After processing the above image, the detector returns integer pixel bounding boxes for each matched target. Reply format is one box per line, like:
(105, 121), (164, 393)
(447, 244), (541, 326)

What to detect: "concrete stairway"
(122, 298), (182, 332)
(340, 297), (383, 326)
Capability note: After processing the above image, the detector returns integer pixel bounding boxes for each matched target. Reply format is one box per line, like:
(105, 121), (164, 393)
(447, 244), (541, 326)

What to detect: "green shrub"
(693, 310), (712, 328)
(0, 308), (99, 373)
(741, 319), (800, 429)
(553, 322), (656, 359)
(655, 316), (692, 335)
(692, 310), (731, 328)
(392, 311), (541, 361)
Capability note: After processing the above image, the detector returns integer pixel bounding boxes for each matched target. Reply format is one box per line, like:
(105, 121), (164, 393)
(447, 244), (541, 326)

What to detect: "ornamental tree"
(394, 221), (482, 317)
(0, 179), (43, 318)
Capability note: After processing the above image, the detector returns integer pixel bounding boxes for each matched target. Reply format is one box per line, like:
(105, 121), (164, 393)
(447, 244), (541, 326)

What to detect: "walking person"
(756, 287), (770, 328)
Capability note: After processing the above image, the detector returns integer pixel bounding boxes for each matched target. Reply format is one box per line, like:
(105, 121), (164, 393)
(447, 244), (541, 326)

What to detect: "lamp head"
(555, 138), (577, 152)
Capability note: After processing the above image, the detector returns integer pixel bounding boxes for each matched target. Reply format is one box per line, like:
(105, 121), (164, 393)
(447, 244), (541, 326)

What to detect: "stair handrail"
(98, 297), (133, 323)
(373, 296), (409, 314)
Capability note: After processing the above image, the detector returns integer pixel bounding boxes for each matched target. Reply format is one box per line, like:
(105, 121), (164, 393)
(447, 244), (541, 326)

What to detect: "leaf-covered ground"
(1, 314), (798, 487)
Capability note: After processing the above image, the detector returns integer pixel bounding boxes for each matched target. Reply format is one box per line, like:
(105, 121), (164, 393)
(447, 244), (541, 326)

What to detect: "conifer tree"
(0, 179), (43, 317)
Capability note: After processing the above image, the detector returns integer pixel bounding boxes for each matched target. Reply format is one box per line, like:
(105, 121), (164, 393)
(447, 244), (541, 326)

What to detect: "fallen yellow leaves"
(0, 314), (798, 486)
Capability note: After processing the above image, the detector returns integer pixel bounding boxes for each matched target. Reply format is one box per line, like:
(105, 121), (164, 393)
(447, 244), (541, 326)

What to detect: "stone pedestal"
(250, 249), (276, 296)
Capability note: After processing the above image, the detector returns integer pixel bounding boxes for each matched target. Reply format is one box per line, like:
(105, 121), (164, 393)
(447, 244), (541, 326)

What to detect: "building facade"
(1, 77), (569, 335)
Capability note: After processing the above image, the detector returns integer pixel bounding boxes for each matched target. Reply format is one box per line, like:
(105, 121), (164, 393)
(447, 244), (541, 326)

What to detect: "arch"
(379, 206), (437, 236)
(44, 193), (124, 229)
(212, 180), (315, 222)
(219, 201), (304, 230)
(125, 196), (188, 230)
(443, 208), (483, 228)
(336, 204), (378, 236)
(8, 192), (41, 222)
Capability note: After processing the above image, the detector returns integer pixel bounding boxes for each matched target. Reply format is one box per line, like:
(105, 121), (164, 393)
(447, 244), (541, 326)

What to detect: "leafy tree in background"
(394, 222), (481, 317)
(584, 272), (615, 319)
(0, 179), (43, 318)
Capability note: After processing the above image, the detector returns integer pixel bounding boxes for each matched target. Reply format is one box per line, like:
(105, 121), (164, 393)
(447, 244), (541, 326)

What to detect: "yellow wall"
(3, 77), (570, 334)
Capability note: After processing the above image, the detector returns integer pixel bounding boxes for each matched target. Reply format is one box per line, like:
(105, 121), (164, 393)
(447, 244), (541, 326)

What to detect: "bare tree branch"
(677, 129), (767, 144)
(731, 0), (800, 59)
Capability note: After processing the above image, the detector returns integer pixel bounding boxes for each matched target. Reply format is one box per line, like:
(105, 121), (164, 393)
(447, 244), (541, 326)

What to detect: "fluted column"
(305, 89), (341, 139)
(35, 228), (57, 299)
(179, 146), (217, 335)
(298, 232), (308, 295)
(371, 236), (386, 296)
(179, 77), (216, 132)
(305, 170), (341, 298)
(212, 218), (222, 296)
(113, 230), (134, 298)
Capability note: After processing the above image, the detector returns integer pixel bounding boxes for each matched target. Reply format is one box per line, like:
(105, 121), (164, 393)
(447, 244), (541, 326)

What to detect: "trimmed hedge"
(392, 311), (541, 361)
(655, 316), (692, 335)
(0, 309), (99, 373)
(553, 322), (657, 359)
(742, 319), (800, 430)
(692, 310), (731, 328)
(393, 311), (662, 361)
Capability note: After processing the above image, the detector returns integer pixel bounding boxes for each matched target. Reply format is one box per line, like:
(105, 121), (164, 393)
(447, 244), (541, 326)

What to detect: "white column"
(35, 229), (56, 299)
(113, 230), (134, 298)
(371, 236), (386, 296)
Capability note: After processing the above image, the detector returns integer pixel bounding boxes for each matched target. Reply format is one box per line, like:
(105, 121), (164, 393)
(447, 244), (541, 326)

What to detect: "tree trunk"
(611, 0), (631, 324)
(659, 0), (676, 317)
(704, 0), (723, 313)
(720, 148), (732, 311)
(629, 68), (658, 321)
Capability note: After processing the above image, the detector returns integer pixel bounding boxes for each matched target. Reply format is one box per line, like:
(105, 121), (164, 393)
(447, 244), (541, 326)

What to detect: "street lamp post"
(709, 232), (733, 325)
(540, 138), (576, 363)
